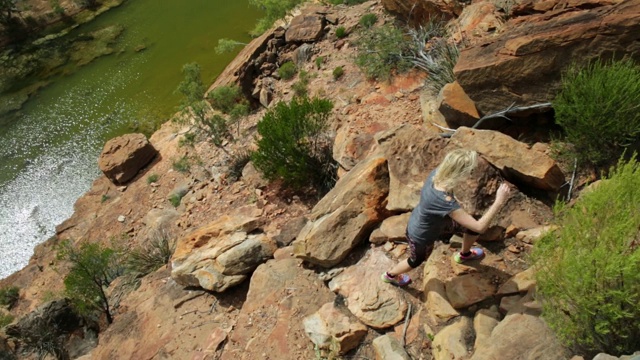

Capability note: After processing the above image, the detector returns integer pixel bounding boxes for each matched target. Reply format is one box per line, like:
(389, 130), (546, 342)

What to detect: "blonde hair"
(433, 149), (478, 192)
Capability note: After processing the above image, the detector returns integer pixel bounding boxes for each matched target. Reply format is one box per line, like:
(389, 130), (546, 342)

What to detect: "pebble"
(117, 215), (125, 222)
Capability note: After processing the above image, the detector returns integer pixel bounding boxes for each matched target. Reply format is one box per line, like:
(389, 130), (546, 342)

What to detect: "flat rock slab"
(329, 248), (408, 329)
(445, 273), (497, 309)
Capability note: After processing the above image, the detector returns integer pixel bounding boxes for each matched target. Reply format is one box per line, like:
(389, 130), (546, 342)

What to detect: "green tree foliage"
(215, 38), (247, 54)
(249, 0), (306, 36)
(57, 240), (123, 324)
(531, 155), (640, 355)
(176, 62), (207, 123)
(355, 24), (413, 81)
(0, 286), (19, 308)
(208, 84), (245, 114)
(252, 96), (337, 191)
(553, 59), (640, 166)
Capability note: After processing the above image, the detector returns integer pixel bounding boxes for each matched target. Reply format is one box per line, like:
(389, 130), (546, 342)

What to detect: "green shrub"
(207, 84), (246, 114)
(147, 174), (159, 184)
(0, 313), (14, 328)
(278, 61), (297, 80)
(531, 155), (640, 355)
(57, 240), (124, 324)
(553, 59), (640, 166)
(126, 231), (175, 277)
(315, 56), (324, 69)
(0, 286), (19, 308)
(176, 62), (207, 124)
(292, 70), (310, 97)
(335, 26), (347, 39)
(332, 66), (344, 80)
(359, 13), (377, 28)
(249, 0), (307, 36)
(355, 24), (413, 81)
(172, 156), (191, 173)
(178, 131), (197, 147)
(252, 96), (337, 191)
(168, 193), (182, 207)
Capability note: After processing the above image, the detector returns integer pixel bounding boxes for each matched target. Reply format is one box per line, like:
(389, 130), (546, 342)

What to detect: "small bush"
(100, 194), (110, 203)
(252, 96), (337, 192)
(207, 85), (245, 114)
(278, 61), (297, 80)
(0, 313), (14, 328)
(332, 66), (344, 80)
(335, 26), (347, 39)
(168, 193), (182, 208)
(406, 22), (458, 93)
(355, 24), (413, 81)
(0, 286), (19, 308)
(553, 59), (640, 166)
(315, 56), (324, 69)
(531, 155), (640, 355)
(202, 114), (230, 148)
(359, 13), (377, 28)
(172, 156), (191, 173)
(147, 174), (159, 184)
(126, 231), (175, 277)
(292, 70), (310, 97)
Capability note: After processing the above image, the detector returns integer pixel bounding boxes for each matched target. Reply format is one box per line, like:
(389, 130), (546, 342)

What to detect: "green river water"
(0, 0), (261, 278)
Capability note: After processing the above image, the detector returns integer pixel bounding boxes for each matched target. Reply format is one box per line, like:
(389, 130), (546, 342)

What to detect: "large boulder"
(285, 14), (325, 43)
(328, 248), (408, 329)
(470, 313), (570, 360)
(171, 206), (276, 292)
(303, 302), (368, 355)
(293, 156), (390, 267)
(449, 127), (565, 191)
(98, 133), (157, 185)
(454, 0), (640, 114)
(221, 258), (335, 360)
(374, 124), (446, 212)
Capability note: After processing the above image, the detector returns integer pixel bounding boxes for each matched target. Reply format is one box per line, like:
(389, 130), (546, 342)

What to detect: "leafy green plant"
(57, 240), (124, 324)
(252, 96), (337, 192)
(315, 56), (324, 69)
(168, 193), (182, 208)
(249, 0), (307, 36)
(335, 26), (347, 39)
(332, 66), (344, 80)
(0, 286), (19, 308)
(531, 155), (640, 355)
(553, 58), (640, 166)
(292, 70), (310, 97)
(207, 84), (245, 114)
(100, 194), (110, 203)
(147, 174), (159, 184)
(278, 61), (297, 80)
(126, 231), (175, 277)
(176, 62), (208, 125)
(359, 13), (377, 28)
(355, 24), (413, 81)
(215, 38), (248, 54)
(0, 312), (14, 328)
(172, 156), (191, 173)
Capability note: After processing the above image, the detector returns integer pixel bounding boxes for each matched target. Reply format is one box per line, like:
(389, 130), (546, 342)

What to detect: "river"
(0, 0), (261, 279)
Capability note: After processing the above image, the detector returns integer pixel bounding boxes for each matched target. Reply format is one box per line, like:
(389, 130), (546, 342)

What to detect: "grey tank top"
(406, 170), (461, 244)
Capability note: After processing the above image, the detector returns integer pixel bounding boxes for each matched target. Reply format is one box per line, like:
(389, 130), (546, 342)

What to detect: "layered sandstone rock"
(455, 0), (640, 114)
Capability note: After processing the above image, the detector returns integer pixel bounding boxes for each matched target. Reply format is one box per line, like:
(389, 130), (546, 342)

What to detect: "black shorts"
(406, 216), (478, 268)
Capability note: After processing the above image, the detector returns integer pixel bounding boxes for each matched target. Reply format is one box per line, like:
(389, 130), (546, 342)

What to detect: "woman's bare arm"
(449, 183), (511, 234)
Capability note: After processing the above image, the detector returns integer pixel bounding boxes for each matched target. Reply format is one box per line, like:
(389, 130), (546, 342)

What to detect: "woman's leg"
(461, 232), (480, 254)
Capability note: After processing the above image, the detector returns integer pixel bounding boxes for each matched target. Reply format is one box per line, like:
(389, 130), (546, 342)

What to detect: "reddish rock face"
(98, 133), (157, 185)
(285, 14), (325, 43)
(381, 0), (457, 26)
(454, 0), (640, 114)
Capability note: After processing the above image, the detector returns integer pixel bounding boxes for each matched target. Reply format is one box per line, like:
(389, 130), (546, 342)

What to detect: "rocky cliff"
(1, 0), (638, 359)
